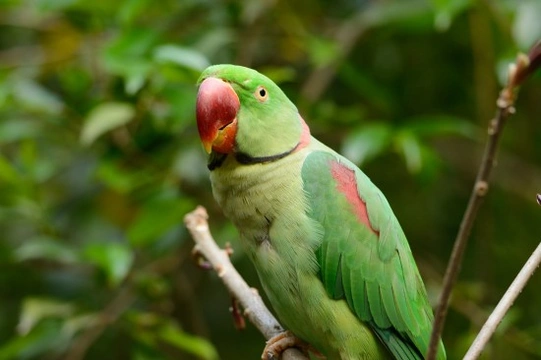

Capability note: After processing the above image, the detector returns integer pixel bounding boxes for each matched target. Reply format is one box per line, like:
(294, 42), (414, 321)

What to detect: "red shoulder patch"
(330, 160), (379, 235)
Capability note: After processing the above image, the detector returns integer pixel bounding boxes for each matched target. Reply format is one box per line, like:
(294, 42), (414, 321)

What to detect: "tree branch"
(63, 248), (190, 360)
(463, 241), (541, 360)
(301, 2), (428, 103)
(64, 284), (135, 360)
(184, 206), (308, 360)
(427, 41), (541, 359)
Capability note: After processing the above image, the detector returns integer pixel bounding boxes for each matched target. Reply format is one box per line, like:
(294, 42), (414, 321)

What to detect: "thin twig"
(64, 248), (190, 360)
(301, 2), (429, 103)
(463, 242), (541, 360)
(427, 41), (541, 359)
(184, 206), (308, 360)
(64, 285), (135, 360)
(426, 68), (513, 360)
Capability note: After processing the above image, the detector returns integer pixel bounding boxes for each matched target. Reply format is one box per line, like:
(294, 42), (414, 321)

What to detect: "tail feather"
(372, 326), (422, 360)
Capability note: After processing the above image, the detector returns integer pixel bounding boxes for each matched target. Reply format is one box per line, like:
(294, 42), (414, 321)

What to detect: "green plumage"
(197, 64), (446, 360)
(303, 152), (440, 359)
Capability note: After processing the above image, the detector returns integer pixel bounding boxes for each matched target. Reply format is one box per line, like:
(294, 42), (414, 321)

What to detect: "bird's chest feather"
(209, 153), (388, 359)
(210, 152), (317, 260)
(210, 154), (323, 316)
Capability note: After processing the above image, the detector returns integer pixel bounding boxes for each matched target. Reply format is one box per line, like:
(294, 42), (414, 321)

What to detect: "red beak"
(196, 77), (240, 154)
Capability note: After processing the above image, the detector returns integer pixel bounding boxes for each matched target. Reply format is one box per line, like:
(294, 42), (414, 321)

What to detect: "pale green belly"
(211, 153), (389, 359)
(250, 231), (390, 360)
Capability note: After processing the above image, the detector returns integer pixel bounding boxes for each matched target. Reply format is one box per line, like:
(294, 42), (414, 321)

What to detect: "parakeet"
(195, 64), (446, 360)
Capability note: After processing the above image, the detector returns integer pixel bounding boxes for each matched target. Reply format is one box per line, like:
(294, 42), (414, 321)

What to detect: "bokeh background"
(1, 0), (541, 359)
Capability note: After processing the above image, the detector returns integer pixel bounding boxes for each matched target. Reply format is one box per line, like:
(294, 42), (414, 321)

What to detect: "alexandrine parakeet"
(195, 64), (446, 360)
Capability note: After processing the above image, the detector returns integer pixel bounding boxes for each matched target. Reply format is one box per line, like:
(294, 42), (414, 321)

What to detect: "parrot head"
(196, 65), (307, 161)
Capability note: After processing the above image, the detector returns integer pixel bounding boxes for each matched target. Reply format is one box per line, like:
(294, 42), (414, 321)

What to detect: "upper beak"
(196, 77), (240, 154)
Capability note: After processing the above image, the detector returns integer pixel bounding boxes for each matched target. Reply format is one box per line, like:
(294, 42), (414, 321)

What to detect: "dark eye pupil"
(259, 88), (266, 97)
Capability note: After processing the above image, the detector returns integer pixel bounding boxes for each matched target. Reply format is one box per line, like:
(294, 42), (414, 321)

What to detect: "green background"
(1, 0), (540, 359)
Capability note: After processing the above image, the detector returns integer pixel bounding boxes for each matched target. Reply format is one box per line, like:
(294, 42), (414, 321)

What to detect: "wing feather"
(301, 150), (446, 360)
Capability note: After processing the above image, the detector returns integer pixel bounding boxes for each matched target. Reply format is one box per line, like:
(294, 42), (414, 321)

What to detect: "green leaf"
(341, 123), (393, 166)
(127, 196), (194, 246)
(400, 115), (478, 139)
(84, 242), (134, 286)
(153, 44), (210, 71)
(361, 0), (433, 30)
(0, 119), (41, 144)
(96, 159), (153, 193)
(80, 102), (135, 146)
(103, 28), (158, 93)
(62, 313), (99, 339)
(396, 131), (422, 173)
(0, 320), (66, 359)
(338, 63), (394, 113)
(0, 154), (21, 185)
(35, 0), (79, 10)
(14, 236), (79, 264)
(17, 298), (74, 335)
(429, 0), (471, 31)
(158, 85), (198, 131)
(194, 28), (235, 57)
(126, 312), (218, 359)
(12, 77), (64, 114)
(20, 140), (57, 183)
(157, 322), (218, 360)
(512, 1), (541, 50)
(258, 66), (296, 85)
(118, 0), (151, 25)
(307, 36), (340, 67)
(104, 27), (158, 61)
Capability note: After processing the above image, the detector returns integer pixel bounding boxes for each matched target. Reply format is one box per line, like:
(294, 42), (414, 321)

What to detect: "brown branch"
(64, 248), (190, 360)
(64, 284), (135, 360)
(463, 242), (541, 360)
(300, 12), (368, 102)
(184, 206), (308, 360)
(427, 41), (541, 359)
(301, 2), (429, 103)
(420, 259), (540, 356)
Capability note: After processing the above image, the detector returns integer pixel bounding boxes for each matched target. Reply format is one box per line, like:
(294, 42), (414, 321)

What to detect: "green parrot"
(195, 64), (446, 360)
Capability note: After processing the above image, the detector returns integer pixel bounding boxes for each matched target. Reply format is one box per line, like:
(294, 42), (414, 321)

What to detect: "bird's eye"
(254, 86), (268, 102)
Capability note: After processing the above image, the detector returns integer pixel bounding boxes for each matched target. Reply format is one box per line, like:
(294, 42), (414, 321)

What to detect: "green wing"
(301, 150), (446, 360)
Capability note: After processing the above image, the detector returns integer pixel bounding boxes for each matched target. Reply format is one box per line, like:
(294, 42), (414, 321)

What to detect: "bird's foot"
(261, 331), (323, 360)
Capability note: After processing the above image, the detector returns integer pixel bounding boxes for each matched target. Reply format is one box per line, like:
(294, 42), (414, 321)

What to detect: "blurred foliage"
(0, 0), (540, 359)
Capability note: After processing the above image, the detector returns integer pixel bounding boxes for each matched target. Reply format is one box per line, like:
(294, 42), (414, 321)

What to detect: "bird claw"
(261, 331), (320, 360)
